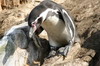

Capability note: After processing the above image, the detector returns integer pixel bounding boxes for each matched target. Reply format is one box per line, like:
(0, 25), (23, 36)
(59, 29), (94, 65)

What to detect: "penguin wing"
(60, 9), (75, 42)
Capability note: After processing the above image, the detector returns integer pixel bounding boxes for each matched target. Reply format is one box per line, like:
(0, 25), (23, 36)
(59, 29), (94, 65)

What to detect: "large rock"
(0, 22), (29, 66)
(0, 22), (50, 66)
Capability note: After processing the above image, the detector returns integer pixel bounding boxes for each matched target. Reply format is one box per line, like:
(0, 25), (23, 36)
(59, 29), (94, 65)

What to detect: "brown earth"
(0, 0), (100, 66)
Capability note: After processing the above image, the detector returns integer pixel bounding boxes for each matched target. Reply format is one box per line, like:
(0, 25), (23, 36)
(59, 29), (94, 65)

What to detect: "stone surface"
(0, 22), (29, 66)
(53, 0), (66, 4)
(0, 22), (50, 66)
(0, 0), (35, 10)
(43, 43), (81, 66)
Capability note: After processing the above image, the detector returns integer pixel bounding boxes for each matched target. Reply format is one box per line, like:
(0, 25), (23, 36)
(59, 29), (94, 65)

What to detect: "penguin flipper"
(58, 9), (76, 56)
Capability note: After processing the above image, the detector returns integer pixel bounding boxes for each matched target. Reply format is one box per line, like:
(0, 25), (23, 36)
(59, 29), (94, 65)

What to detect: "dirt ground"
(0, 0), (100, 66)
(63, 0), (100, 65)
(63, 0), (100, 66)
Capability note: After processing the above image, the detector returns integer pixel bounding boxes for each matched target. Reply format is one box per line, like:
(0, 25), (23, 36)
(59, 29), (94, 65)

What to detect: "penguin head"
(29, 16), (43, 32)
(28, 4), (48, 38)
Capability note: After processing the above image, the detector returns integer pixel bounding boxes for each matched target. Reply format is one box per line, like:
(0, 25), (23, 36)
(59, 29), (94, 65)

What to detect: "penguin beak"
(29, 22), (41, 38)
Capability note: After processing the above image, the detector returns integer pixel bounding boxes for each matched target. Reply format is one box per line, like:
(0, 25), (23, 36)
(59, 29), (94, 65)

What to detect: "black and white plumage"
(28, 0), (80, 56)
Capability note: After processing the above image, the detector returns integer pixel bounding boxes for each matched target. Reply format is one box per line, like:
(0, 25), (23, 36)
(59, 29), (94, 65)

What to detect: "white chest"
(41, 15), (69, 47)
(42, 15), (65, 31)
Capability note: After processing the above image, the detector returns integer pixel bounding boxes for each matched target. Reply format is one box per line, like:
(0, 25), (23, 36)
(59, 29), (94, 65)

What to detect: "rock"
(43, 43), (81, 66)
(55, 59), (89, 66)
(0, 22), (50, 66)
(0, 2), (34, 38)
(95, 56), (100, 66)
(5, 23), (29, 49)
(0, 0), (2, 11)
(0, 0), (35, 10)
(53, 0), (66, 4)
(0, 22), (29, 66)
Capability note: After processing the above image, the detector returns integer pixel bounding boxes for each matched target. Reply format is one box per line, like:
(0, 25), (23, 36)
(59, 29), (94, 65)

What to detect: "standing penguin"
(28, 0), (80, 56)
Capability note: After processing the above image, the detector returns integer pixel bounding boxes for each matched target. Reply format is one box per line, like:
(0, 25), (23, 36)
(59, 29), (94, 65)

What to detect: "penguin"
(28, 0), (80, 56)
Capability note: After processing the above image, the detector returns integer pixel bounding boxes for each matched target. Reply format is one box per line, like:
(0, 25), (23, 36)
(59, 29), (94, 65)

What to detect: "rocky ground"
(0, 0), (100, 66)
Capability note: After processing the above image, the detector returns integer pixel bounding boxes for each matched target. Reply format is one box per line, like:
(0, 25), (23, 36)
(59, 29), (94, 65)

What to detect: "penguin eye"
(38, 17), (43, 24)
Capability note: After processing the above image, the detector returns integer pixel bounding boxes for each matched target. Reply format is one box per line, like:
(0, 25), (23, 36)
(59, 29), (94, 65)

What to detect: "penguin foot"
(63, 45), (70, 56)
(57, 46), (70, 57)
(47, 50), (57, 58)
(57, 47), (65, 56)
(47, 46), (71, 59)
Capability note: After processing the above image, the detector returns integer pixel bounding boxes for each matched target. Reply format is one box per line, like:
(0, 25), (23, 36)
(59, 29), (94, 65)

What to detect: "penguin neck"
(42, 15), (61, 32)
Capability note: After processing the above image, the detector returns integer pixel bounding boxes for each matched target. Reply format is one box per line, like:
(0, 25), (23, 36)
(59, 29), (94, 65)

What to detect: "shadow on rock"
(3, 37), (15, 64)
(82, 30), (100, 66)
(27, 38), (50, 66)
(21, 25), (51, 66)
